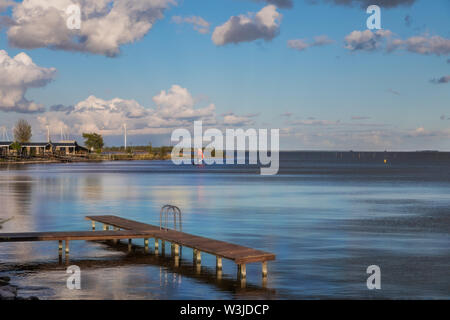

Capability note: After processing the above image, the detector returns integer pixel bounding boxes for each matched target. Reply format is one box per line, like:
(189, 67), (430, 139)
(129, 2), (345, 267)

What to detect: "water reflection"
(0, 159), (449, 299)
(82, 176), (103, 201)
(1, 240), (276, 299)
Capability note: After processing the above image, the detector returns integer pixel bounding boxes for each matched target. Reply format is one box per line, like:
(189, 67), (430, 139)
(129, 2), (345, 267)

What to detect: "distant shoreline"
(0, 155), (171, 166)
(0, 159), (62, 165)
(1, 150), (450, 166)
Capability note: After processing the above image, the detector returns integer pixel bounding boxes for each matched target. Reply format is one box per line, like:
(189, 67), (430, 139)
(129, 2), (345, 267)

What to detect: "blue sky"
(0, 0), (449, 150)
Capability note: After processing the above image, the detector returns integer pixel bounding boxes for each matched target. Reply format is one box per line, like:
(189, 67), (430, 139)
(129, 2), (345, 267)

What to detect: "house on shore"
(0, 142), (11, 156)
(51, 141), (90, 155)
(0, 140), (90, 157)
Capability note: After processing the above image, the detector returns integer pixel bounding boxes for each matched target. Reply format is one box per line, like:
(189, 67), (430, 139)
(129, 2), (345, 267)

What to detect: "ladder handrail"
(159, 205), (182, 232)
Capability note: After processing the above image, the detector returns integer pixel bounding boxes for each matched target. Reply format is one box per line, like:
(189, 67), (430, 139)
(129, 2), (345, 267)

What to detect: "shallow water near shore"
(0, 153), (449, 299)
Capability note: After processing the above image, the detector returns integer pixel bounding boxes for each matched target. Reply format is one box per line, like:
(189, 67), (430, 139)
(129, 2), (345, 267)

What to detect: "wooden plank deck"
(86, 215), (161, 232)
(86, 215), (276, 264)
(0, 215), (275, 279)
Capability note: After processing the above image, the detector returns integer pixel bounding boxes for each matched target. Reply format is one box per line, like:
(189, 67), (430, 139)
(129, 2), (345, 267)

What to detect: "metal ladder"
(159, 205), (182, 232)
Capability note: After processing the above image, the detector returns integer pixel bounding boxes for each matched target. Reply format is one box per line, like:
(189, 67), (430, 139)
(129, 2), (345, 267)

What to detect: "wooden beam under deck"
(0, 230), (155, 242)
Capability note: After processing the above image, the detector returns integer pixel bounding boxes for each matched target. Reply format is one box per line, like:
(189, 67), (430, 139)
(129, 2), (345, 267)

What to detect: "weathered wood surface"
(0, 215), (275, 265)
(86, 215), (161, 232)
(86, 215), (275, 264)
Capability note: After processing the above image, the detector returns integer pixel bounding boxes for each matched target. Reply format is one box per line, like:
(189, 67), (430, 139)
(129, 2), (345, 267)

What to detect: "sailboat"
(198, 148), (204, 164)
(193, 148), (205, 166)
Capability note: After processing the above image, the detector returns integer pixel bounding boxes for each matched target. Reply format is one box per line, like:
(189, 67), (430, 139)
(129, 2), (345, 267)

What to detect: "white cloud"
(344, 30), (450, 56)
(39, 95), (162, 136)
(389, 35), (450, 56)
(172, 15), (210, 34)
(74, 95), (149, 119)
(222, 112), (258, 126)
(287, 39), (309, 51)
(404, 127), (450, 138)
(0, 50), (56, 113)
(344, 29), (393, 51)
(153, 85), (216, 120)
(409, 127), (426, 137)
(212, 5), (282, 46)
(289, 119), (341, 126)
(37, 85), (216, 136)
(313, 35), (335, 46)
(288, 35), (334, 52)
(5, 0), (175, 57)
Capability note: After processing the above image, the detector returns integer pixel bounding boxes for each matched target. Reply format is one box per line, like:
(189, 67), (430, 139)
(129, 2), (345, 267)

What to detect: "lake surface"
(0, 153), (449, 299)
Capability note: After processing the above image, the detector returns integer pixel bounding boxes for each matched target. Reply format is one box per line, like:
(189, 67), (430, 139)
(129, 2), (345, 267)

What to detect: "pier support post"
(195, 250), (201, 264)
(262, 277), (267, 288)
(262, 261), (268, 278)
(65, 240), (69, 254)
(173, 244), (179, 256)
(103, 224), (108, 231)
(58, 240), (63, 261)
(113, 227), (119, 244)
(240, 278), (246, 289)
(144, 238), (149, 252)
(154, 239), (159, 254)
(238, 264), (246, 279)
(128, 239), (132, 252)
(91, 221), (95, 230)
(216, 257), (223, 271)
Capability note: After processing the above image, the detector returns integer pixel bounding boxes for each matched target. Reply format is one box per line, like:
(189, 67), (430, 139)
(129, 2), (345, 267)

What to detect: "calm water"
(0, 153), (449, 299)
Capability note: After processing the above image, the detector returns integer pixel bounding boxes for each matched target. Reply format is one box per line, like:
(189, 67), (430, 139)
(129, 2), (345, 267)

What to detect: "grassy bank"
(0, 153), (171, 165)
(87, 153), (172, 161)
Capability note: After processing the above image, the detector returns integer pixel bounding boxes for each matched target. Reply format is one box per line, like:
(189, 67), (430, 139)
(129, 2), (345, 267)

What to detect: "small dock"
(0, 215), (275, 280)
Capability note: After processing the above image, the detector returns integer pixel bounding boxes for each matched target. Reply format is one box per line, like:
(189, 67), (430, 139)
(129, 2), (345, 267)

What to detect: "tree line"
(4, 119), (171, 156)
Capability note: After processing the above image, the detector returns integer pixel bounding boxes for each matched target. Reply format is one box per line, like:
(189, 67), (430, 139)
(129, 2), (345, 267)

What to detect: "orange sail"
(197, 148), (204, 164)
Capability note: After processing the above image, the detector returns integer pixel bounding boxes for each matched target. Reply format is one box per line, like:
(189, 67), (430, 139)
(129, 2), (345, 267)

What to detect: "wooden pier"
(0, 215), (275, 280)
